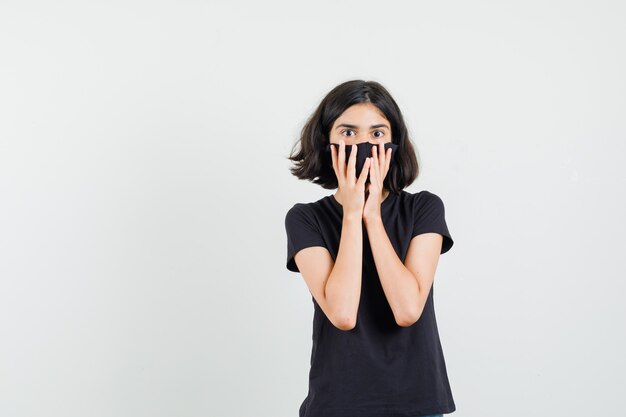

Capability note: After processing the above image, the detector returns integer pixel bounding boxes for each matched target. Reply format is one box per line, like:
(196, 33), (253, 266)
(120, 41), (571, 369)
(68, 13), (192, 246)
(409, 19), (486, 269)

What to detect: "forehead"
(333, 103), (389, 125)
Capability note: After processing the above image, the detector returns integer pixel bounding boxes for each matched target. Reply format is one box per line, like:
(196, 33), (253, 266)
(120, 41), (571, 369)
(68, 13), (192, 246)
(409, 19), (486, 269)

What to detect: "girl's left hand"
(363, 143), (393, 221)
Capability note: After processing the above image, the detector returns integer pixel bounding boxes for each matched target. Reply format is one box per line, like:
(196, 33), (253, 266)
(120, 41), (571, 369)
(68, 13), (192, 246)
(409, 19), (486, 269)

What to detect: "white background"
(1, 1), (625, 416)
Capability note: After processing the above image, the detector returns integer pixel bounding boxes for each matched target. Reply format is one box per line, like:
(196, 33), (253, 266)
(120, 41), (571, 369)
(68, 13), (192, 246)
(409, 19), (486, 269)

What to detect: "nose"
(354, 136), (377, 145)
(349, 131), (373, 144)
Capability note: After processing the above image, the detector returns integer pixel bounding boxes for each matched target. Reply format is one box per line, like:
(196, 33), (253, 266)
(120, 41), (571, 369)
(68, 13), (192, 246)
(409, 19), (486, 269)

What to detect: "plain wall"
(1, 1), (625, 416)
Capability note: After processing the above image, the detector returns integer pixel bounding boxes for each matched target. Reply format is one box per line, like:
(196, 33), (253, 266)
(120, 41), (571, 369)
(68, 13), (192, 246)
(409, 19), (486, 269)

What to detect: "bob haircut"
(287, 79), (420, 194)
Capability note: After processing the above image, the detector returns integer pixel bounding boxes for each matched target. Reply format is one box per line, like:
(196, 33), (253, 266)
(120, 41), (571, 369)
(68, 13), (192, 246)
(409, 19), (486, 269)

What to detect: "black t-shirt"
(284, 189), (456, 417)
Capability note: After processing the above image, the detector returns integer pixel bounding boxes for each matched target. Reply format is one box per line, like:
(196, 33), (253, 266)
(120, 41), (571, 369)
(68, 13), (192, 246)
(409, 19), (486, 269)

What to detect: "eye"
(341, 129), (356, 137)
(372, 130), (385, 138)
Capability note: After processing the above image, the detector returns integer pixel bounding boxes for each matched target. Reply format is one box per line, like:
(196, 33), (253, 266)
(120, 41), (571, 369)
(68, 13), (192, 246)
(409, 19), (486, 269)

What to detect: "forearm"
(364, 216), (423, 326)
(325, 213), (363, 328)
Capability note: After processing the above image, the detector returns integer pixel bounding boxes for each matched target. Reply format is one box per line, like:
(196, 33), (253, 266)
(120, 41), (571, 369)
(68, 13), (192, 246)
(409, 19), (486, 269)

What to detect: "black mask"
(325, 142), (398, 183)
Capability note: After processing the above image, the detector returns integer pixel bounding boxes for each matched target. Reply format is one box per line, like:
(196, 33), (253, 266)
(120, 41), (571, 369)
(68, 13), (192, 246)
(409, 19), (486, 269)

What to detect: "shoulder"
(408, 189), (445, 206)
(407, 190), (448, 220)
(407, 190), (453, 252)
(285, 202), (312, 223)
(285, 197), (326, 226)
(286, 196), (324, 216)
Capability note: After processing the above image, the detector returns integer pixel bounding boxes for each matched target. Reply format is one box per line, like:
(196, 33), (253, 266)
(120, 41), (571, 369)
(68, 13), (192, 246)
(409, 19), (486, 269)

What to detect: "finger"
(370, 155), (380, 184)
(347, 143), (357, 182)
(330, 144), (341, 186)
(370, 147), (379, 182)
(374, 143), (383, 178)
(338, 140), (346, 180)
(379, 143), (386, 173)
(378, 144), (386, 184)
(357, 157), (371, 186)
(384, 147), (392, 176)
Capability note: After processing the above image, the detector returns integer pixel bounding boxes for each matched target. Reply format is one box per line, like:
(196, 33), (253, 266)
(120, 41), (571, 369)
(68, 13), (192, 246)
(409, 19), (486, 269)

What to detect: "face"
(329, 102), (392, 146)
(328, 102), (394, 189)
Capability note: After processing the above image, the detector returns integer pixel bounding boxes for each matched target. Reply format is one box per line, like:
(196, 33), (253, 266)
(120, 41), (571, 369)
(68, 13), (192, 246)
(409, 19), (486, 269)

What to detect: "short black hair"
(287, 79), (420, 194)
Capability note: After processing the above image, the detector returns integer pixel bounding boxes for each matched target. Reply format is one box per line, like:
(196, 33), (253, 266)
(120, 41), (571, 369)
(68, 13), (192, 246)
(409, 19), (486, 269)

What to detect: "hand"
(330, 140), (372, 219)
(363, 143), (393, 221)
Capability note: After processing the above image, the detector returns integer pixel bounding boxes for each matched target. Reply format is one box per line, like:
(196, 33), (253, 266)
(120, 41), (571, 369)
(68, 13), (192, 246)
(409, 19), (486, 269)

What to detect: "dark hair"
(287, 79), (419, 194)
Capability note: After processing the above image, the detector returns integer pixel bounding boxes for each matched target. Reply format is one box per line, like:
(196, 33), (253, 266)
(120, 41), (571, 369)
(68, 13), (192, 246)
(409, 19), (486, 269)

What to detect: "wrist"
(363, 213), (383, 227)
(343, 212), (362, 224)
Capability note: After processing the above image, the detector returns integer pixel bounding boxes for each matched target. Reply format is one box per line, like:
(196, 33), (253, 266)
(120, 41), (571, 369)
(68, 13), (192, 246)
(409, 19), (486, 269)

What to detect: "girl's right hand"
(330, 140), (372, 219)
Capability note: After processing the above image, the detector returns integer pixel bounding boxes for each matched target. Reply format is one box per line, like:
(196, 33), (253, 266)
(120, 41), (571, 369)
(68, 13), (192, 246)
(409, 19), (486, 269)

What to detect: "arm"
(294, 211), (363, 331)
(364, 216), (444, 327)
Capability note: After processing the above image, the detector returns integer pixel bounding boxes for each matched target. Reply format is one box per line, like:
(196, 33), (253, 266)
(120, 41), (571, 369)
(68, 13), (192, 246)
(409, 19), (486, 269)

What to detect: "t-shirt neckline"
(329, 191), (397, 211)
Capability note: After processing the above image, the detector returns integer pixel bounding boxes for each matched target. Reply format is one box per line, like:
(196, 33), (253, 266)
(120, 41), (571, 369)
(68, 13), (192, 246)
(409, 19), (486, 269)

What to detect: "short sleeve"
(412, 192), (454, 254)
(285, 204), (327, 273)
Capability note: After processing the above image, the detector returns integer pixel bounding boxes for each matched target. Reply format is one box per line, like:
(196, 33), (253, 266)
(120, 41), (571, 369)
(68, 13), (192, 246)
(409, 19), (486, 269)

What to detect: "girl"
(285, 80), (455, 417)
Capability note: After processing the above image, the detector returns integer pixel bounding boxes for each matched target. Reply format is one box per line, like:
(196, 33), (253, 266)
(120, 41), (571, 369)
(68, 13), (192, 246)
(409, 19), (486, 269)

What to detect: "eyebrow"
(335, 123), (390, 130)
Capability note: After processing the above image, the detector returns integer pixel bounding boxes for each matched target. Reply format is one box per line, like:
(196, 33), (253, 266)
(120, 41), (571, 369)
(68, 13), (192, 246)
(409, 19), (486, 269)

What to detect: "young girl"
(285, 80), (455, 417)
